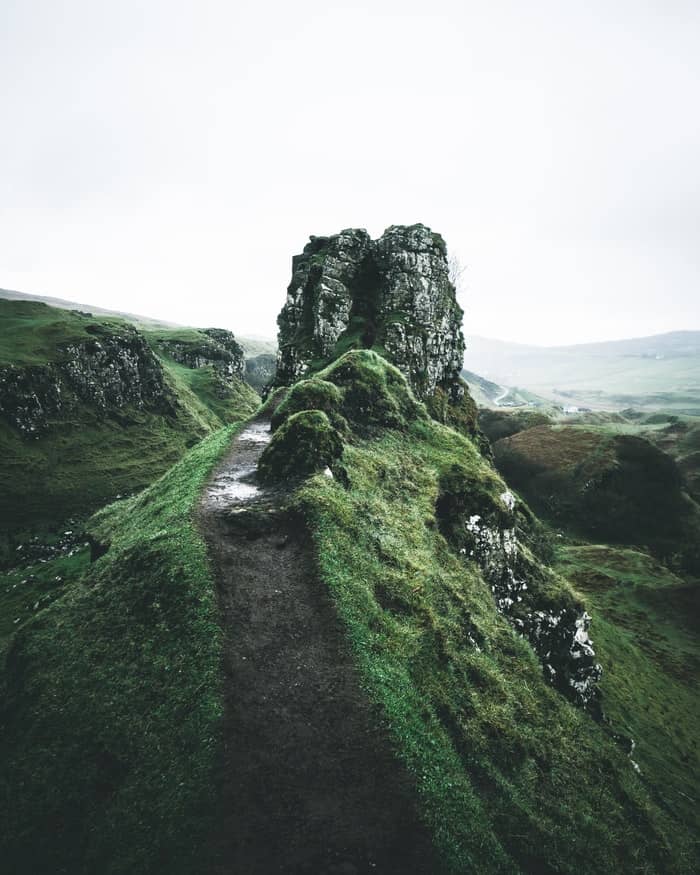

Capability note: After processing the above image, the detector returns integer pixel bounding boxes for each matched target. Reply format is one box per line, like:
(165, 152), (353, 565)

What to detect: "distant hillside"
(464, 332), (700, 413)
(0, 287), (182, 330)
(0, 287), (277, 358)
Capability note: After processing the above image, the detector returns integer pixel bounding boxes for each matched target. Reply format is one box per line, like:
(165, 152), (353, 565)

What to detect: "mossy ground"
(0, 424), (242, 874)
(298, 420), (696, 873)
(555, 544), (699, 833)
(2, 347), (697, 874)
(262, 351), (698, 874)
(0, 299), (121, 366)
(493, 423), (700, 571)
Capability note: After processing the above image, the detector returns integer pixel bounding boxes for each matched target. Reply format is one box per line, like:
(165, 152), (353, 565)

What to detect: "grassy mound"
(0, 424), (241, 874)
(273, 349), (426, 433)
(258, 410), (344, 484)
(555, 544), (699, 834)
(263, 351), (696, 872)
(493, 424), (699, 569)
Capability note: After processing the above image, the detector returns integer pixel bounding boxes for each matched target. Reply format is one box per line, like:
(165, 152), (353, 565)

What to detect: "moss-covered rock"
(317, 349), (425, 431)
(270, 379), (343, 432)
(435, 463), (601, 708)
(258, 410), (344, 484)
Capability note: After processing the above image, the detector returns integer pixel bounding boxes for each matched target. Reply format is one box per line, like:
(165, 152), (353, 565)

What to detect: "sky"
(1, 0), (699, 345)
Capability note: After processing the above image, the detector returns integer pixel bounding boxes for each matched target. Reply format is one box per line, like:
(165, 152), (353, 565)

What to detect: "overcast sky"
(1, 1), (698, 345)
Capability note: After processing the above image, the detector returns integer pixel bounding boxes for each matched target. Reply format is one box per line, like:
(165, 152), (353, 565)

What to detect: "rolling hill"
(464, 332), (700, 413)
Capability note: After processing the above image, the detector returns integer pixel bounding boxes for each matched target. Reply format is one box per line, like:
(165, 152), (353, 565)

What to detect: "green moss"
(297, 418), (695, 873)
(270, 379), (343, 431)
(0, 299), (121, 366)
(258, 410), (344, 484)
(316, 349), (425, 431)
(0, 424), (242, 874)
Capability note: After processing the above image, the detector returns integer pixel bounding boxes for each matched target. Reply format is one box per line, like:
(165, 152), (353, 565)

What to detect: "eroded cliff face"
(155, 328), (246, 395)
(0, 325), (173, 435)
(275, 225), (469, 423)
(436, 465), (602, 709)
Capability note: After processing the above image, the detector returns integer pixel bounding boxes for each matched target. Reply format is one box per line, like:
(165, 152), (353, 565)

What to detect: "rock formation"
(154, 328), (246, 398)
(0, 324), (173, 435)
(275, 225), (471, 427)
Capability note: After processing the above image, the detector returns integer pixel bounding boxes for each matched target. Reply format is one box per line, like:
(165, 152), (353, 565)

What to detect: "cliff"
(0, 323), (174, 436)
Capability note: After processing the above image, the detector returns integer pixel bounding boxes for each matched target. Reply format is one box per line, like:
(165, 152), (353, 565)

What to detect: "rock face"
(154, 328), (250, 401)
(0, 325), (173, 435)
(156, 329), (245, 383)
(275, 225), (466, 409)
(436, 465), (602, 709)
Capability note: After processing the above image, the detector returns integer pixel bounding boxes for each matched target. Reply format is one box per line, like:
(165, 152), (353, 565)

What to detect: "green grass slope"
(0, 424), (241, 874)
(144, 327), (260, 423)
(492, 423), (700, 572)
(2, 349), (697, 874)
(556, 545), (699, 832)
(271, 352), (696, 873)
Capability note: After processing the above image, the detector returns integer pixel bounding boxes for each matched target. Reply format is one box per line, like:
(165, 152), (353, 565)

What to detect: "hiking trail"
(198, 417), (440, 875)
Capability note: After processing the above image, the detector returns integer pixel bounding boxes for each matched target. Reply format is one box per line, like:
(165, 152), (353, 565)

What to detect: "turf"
(297, 408), (697, 872)
(555, 544), (699, 832)
(0, 299), (120, 366)
(0, 423), (242, 874)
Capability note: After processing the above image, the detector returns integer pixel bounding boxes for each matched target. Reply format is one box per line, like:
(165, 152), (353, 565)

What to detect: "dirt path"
(198, 418), (440, 875)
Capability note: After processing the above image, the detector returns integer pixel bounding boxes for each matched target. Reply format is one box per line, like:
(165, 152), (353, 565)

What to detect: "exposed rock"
(155, 328), (246, 399)
(0, 325), (174, 435)
(275, 224), (472, 432)
(436, 465), (602, 709)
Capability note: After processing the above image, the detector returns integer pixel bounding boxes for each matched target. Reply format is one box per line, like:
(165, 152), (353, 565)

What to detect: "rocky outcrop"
(436, 464), (602, 709)
(275, 225), (468, 417)
(0, 325), (173, 435)
(156, 329), (245, 381)
(154, 328), (250, 401)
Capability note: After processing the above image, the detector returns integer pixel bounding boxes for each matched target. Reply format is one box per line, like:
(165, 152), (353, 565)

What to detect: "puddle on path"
(204, 421), (272, 507)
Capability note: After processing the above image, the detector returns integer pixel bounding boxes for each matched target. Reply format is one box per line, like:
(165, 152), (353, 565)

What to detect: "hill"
(0, 300), (258, 552)
(464, 331), (700, 413)
(0, 287), (277, 359)
(1, 225), (698, 873)
(1, 350), (697, 873)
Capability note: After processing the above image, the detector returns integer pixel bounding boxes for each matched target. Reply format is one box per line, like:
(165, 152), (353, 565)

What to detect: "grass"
(158, 355), (258, 425)
(0, 299), (125, 366)
(2, 344), (697, 873)
(555, 544), (699, 833)
(0, 406), (208, 542)
(0, 300), (259, 543)
(0, 546), (92, 655)
(0, 423), (242, 874)
(492, 423), (700, 572)
(292, 357), (697, 873)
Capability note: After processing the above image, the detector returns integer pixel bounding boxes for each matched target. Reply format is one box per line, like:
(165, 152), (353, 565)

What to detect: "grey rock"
(0, 325), (174, 435)
(275, 224), (465, 405)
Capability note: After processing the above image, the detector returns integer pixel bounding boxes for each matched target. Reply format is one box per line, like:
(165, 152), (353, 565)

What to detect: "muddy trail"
(198, 418), (441, 875)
